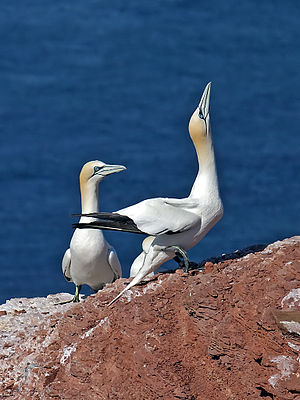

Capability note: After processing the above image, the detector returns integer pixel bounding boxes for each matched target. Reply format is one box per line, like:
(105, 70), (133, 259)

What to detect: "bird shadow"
(162, 242), (268, 274)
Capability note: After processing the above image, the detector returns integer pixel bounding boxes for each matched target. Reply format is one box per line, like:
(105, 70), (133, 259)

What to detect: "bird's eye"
(94, 166), (102, 173)
(198, 109), (205, 119)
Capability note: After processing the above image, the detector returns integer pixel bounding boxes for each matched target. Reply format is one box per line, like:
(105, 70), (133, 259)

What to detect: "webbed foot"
(55, 285), (82, 305)
(166, 245), (191, 272)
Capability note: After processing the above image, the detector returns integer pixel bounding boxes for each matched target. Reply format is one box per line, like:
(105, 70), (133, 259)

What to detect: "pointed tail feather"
(108, 266), (153, 306)
(107, 287), (130, 307)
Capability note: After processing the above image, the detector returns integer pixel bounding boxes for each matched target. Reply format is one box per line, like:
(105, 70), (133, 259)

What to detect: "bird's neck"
(189, 136), (221, 199)
(80, 181), (99, 214)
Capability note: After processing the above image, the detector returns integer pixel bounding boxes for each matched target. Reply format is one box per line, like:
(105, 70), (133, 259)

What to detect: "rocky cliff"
(0, 236), (299, 400)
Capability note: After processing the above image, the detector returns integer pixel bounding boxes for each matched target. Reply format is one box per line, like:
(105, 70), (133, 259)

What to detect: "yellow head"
(80, 160), (126, 188)
(79, 160), (126, 213)
(188, 82), (212, 163)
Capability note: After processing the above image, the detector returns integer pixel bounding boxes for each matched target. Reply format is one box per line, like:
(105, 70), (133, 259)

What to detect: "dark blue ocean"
(0, 1), (299, 303)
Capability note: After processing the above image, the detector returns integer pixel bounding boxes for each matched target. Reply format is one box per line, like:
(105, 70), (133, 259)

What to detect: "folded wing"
(74, 198), (201, 236)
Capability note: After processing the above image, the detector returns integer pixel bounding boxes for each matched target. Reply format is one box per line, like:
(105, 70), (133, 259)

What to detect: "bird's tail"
(108, 266), (151, 307)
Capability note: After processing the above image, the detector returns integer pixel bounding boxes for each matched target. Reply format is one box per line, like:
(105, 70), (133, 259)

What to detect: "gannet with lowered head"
(62, 161), (125, 302)
(74, 83), (223, 305)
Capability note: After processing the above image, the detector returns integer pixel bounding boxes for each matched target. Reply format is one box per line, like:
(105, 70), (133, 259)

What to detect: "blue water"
(0, 1), (299, 303)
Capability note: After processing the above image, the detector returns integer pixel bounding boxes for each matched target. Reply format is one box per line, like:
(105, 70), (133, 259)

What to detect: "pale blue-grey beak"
(198, 82), (211, 120)
(100, 164), (126, 176)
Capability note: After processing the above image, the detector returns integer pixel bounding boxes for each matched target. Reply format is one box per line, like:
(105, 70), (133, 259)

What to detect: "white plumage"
(129, 236), (155, 278)
(75, 83), (223, 305)
(62, 161), (125, 302)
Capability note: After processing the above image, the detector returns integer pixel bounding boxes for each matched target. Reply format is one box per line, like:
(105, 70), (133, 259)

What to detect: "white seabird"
(62, 160), (125, 302)
(74, 83), (223, 305)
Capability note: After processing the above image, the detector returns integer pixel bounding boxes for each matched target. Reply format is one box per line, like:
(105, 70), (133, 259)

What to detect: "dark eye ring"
(198, 109), (205, 119)
(94, 166), (102, 172)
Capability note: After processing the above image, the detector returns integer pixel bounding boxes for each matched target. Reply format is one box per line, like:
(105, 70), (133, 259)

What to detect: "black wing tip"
(73, 223), (90, 229)
(72, 213), (103, 218)
(72, 212), (147, 235)
(73, 221), (146, 235)
(72, 212), (122, 219)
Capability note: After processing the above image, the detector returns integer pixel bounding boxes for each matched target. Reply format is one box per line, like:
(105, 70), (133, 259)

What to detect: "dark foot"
(173, 255), (204, 272)
(166, 245), (191, 272)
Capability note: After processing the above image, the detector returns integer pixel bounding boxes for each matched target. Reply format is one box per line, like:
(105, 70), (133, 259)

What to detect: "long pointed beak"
(198, 82), (211, 120)
(102, 164), (126, 176)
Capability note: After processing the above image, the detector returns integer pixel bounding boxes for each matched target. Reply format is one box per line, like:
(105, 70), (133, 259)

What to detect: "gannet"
(74, 83), (223, 305)
(62, 161), (125, 302)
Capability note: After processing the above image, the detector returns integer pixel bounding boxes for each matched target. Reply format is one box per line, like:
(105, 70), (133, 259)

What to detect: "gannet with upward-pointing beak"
(62, 161), (125, 302)
(74, 83), (223, 305)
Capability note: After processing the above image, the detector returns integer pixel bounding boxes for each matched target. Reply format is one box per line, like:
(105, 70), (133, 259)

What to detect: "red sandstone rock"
(0, 236), (299, 399)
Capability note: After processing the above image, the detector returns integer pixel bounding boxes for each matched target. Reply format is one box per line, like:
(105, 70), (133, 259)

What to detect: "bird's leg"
(173, 255), (185, 269)
(55, 285), (82, 305)
(166, 245), (190, 272)
(73, 285), (82, 302)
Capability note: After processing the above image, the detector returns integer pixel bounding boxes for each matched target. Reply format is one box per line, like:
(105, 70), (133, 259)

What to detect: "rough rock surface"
(0, 236), (299, 400)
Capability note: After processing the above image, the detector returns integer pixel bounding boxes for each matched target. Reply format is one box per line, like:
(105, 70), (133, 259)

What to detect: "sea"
(0, 1), (299, 304)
